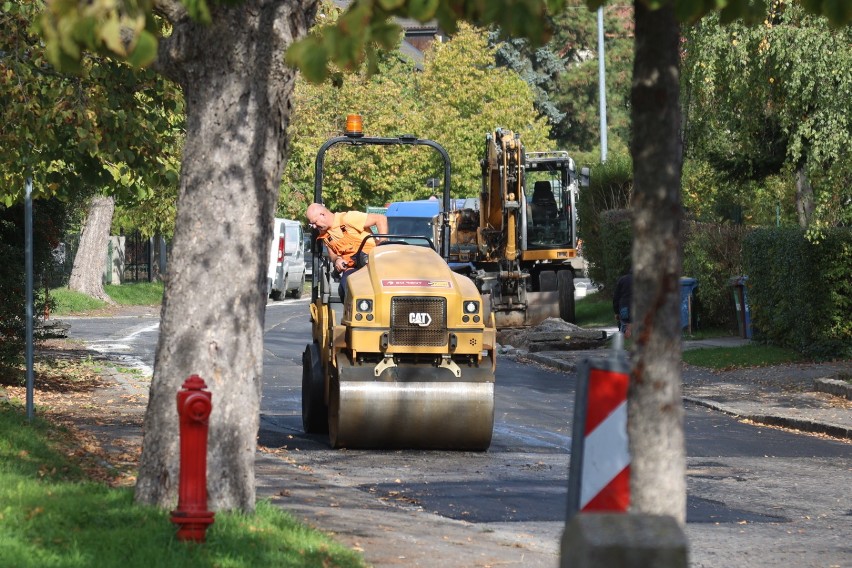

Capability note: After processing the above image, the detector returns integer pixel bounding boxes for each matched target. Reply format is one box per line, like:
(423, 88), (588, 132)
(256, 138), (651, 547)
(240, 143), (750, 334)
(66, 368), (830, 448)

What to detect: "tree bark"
(795, 165), (814, 228)
(628, 1), (686, 523)
(134, 0), (316, 511)
(68, 195), (116, 304)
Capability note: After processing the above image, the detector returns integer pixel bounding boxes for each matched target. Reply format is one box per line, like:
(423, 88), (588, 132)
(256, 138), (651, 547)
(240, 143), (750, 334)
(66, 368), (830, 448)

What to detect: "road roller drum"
(329, 356), (494, 450)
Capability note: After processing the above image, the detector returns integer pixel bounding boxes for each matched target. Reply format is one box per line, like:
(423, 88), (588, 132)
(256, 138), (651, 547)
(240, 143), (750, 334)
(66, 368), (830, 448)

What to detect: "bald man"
(305, 203), (388, 300)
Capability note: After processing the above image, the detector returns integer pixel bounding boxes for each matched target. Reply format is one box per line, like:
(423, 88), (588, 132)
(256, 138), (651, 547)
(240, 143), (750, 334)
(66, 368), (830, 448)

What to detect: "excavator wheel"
(301, 342), (328, 434)
(558, 270), (576, 323)
(540, 270), (557, 292)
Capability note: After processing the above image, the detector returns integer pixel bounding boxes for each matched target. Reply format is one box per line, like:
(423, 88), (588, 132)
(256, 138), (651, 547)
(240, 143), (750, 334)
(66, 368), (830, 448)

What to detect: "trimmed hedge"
(577, 155), (632, 289)
(682, 222), (751, 331)
(744, 227), (852, 360)
(598, 209), (632, 293)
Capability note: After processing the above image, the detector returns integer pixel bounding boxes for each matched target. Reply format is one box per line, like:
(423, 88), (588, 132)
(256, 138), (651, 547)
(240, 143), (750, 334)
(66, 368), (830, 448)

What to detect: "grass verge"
(574, 295), (613, 328)
(1, 350), (363, 567)
(682, 344), (803, 369)
(50, 282), (164, 315)
(0, 399), (366, 568)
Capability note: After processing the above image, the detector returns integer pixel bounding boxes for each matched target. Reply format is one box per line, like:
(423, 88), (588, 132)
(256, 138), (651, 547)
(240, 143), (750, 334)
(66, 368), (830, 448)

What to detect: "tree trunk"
(68, 195), (116, 303)
(134, 0), (315, 511)
(628, 1), (686, 523)
(795, 165), (814, 228)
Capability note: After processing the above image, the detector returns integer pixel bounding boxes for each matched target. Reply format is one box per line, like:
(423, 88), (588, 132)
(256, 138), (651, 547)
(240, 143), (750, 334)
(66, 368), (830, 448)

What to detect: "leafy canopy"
(1, 0), (183, 211)
(35, 1), (851, 84)
(683, 2), (852, 228)
(280, 22), (553, 218)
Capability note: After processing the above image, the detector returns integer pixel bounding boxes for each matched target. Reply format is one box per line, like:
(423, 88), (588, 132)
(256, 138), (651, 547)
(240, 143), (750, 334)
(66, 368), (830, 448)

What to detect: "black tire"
(557, 270), (576, 323)
(539, 270), (557, 292)
(301, 343), (328, 434)
(290, 274), (305, 299)
(270, 288), (283, 301)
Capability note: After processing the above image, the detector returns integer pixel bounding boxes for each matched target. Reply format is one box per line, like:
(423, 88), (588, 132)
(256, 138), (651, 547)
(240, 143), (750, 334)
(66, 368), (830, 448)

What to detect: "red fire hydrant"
(170, 375), (215, 542)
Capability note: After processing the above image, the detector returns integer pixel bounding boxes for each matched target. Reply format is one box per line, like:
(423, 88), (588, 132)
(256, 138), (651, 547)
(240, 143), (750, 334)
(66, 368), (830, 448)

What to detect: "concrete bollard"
(560, 513), (688, 568)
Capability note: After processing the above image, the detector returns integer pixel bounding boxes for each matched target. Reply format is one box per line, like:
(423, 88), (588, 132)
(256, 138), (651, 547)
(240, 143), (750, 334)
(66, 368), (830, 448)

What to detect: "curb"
(814, 377), (852, 400)
(519, 350), (852, 441)
(683, 396), (852, 441)
(519, 352), (578, 373)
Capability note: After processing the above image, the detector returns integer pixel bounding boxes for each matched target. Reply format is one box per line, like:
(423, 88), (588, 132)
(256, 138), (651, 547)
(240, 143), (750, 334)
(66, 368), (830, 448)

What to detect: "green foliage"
(576, 153), (632, 287)
(488, 31), (566, 128)
(1, 0), (184, 244)
(0, 200), (68, 365)
(681, 159), (799, 225)
(682, 222), (751, 331)
(286, 0), (852, 89)
(682, 3), (852, 229)
(598, 209), (632, 292)
(280, 22), (552, 218)
(743, 227), (852, 359)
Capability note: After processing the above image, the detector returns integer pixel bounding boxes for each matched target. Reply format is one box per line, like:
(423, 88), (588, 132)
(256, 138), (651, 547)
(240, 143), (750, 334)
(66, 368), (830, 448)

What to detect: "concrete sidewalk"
(518, 334), (852, 441)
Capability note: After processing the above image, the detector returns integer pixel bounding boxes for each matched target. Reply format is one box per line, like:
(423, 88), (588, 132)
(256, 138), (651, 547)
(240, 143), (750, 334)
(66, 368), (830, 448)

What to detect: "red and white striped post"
(566, 341), (631, 516)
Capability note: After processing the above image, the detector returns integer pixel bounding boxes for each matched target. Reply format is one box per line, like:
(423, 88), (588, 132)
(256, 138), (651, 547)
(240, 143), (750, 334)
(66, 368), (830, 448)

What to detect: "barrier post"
(566, 336), (631, 516)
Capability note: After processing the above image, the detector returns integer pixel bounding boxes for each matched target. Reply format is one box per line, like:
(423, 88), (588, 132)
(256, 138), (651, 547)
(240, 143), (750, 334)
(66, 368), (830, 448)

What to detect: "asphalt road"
(64, 298), (852, 567)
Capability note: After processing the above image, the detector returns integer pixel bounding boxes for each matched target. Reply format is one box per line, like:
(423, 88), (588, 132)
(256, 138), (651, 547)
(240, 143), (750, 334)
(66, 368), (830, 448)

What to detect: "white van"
(268, 218), (306, 300)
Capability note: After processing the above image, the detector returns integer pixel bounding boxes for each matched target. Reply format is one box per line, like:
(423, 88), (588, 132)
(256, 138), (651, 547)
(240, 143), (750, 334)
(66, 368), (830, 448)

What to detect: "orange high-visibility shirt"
(319, 211), (375, 266)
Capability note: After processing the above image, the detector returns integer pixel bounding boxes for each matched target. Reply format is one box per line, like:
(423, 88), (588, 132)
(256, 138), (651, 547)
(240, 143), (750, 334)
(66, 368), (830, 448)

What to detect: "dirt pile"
(497, 317), (608, 352)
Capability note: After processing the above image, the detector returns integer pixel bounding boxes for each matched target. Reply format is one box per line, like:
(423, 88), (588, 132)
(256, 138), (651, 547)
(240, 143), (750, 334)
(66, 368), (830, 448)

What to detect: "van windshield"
(387, 217), (432, 240)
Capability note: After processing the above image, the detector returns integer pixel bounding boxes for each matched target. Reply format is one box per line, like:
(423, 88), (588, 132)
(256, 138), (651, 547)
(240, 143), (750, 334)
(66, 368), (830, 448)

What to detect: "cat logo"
(408, 312), (432, 327)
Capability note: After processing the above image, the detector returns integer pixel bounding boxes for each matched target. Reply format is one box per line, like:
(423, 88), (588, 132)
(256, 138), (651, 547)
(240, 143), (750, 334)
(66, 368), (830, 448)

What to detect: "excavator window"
(531, 181), (558, 224)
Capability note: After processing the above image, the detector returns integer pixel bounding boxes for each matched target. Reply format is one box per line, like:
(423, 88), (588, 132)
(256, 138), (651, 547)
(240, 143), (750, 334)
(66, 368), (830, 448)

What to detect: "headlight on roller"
(462, 300), (481, 323)
(354, 298), (374, 321)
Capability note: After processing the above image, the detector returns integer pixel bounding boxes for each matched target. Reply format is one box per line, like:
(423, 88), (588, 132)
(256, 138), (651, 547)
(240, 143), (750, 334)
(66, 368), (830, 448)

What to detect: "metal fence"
(50, 230), (168, 286)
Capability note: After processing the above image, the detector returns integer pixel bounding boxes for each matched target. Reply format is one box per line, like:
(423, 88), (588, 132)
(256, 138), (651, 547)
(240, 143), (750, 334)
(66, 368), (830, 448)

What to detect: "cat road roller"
(301, 115), (497, 450)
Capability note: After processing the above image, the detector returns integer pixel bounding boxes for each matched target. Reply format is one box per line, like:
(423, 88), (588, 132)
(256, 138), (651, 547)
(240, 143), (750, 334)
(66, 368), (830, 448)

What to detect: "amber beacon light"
(345, 114), (364, 137)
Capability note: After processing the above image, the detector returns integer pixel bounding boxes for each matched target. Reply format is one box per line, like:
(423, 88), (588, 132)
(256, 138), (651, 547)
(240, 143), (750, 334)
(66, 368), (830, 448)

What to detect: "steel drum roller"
(330, 358), (495, 450)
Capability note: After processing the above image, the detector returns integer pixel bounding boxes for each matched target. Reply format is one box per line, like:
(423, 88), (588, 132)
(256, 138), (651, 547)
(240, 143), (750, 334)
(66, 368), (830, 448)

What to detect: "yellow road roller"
(302, 116), (497, 450)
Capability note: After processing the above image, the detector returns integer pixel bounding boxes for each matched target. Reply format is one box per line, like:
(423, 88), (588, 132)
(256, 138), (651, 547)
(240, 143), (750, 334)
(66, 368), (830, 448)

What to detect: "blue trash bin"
(680, 277), (698, 333)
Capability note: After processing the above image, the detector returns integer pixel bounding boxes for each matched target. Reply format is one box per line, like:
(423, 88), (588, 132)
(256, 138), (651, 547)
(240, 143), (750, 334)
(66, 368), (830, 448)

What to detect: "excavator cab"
(525, 152), (579, 251)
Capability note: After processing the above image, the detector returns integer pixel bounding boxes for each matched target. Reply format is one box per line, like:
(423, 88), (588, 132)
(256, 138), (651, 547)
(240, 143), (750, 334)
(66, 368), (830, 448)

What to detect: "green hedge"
(598, 209), (632, 293)
(682, 222), (751, 331)
(577, 154), (632, 288)
(743, 227), (852, 359)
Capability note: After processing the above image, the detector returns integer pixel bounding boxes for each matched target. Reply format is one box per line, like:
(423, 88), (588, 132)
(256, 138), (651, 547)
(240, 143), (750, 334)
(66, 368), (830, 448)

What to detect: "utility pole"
(25, 177), (34, 420)
(597, 7), (608, 163)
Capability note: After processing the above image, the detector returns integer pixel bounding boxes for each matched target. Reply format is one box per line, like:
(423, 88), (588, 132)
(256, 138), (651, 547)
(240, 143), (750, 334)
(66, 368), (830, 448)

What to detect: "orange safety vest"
(319, 211), (375, 266)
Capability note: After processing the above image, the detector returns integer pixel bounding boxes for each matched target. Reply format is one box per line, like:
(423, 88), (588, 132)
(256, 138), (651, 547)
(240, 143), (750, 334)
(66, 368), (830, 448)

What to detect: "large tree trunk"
(68, 195), (116, 304)
(134, 0), (315, 511)
(628, 1), (686, 523)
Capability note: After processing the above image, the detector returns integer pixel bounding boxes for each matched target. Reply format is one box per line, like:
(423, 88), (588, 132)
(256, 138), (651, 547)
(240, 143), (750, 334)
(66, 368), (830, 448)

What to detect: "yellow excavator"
(441, 129), (587, 328)
(302, 115), (497, 450)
